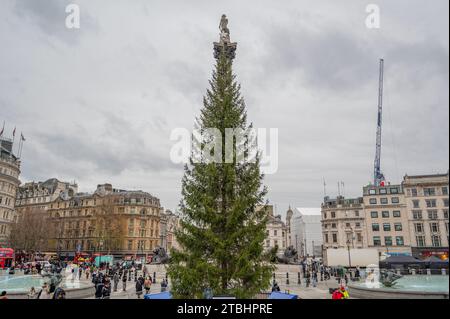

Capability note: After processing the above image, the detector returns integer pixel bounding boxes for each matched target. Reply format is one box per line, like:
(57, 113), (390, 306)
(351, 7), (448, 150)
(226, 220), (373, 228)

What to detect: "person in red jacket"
(332, 288), (344, 300)
(332, 285), (350, 299)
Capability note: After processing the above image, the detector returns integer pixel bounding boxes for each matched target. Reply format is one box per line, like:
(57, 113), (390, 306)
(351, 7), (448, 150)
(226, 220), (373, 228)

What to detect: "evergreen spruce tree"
(167, 27), (274, 299)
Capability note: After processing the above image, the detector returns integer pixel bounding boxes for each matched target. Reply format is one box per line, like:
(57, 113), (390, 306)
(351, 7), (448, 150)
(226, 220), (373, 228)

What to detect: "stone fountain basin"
(348, 275), (449, 299)
(0, 275), (94, 299)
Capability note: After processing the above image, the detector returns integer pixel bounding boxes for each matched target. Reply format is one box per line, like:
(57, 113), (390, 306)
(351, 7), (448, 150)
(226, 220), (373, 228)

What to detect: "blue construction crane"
(374, 59), (385, 186)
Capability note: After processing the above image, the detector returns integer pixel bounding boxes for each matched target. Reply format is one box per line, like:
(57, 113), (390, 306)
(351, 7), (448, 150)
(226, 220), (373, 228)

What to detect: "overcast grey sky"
(1, 0), (448, 217)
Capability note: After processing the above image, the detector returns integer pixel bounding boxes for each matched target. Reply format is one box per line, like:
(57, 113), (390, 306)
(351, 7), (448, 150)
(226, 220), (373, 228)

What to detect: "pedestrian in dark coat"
(95, 281), (104, 299)
(122, 270), (128, 291)
(135, 277), (144, 298)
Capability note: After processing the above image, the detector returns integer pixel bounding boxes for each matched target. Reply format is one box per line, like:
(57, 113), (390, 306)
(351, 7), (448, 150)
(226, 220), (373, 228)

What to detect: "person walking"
(113, 272), (120, 292)
(312, 271), (318, 288)
(95, 280), (105, 299)
(122, 270), (128, 291)
(305, 271), (311, 288)
(135, 276), (144, 299)
(160, 278), (168, 292)
(144, 276), (152, 295)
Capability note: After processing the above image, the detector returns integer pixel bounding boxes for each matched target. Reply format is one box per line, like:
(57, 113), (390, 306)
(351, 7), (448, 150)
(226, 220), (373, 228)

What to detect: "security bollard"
(273, 273), (276, 285)
(286, 272), (289, 285)
(153, 272), (157, 283)
(298, 272), (301, 285)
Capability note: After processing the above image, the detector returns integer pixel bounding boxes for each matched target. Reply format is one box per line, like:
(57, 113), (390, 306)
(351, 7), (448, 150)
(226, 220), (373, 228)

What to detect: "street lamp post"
(346, 239), (352, 268)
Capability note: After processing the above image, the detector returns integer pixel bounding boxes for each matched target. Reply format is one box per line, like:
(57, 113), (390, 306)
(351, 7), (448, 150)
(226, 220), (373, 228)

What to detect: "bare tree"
(8, 208), (55, 253)
(92, 196), (127, 254)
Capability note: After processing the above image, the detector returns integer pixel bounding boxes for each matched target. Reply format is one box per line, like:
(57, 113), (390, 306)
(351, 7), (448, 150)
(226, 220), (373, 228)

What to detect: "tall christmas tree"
(167, 15), (274, 299)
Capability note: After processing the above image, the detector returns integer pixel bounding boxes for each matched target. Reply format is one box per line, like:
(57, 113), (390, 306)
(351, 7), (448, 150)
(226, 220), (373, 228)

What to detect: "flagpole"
(18, 132), (23, 158)
(11, 128), (16, 158)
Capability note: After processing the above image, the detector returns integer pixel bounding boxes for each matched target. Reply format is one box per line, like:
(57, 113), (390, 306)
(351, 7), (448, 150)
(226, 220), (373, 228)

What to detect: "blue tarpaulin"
(144, 292), (173, 299)
(268, 292), (298, 299)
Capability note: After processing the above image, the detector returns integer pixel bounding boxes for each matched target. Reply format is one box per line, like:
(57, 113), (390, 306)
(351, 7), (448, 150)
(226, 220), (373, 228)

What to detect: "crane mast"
(374, 59), (385, 186)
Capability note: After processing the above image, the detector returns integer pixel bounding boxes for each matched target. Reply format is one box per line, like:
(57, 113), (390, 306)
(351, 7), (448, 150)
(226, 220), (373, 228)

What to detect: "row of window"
(368, 197), (400, 205)
(407, 186), (448, 197)
(266, 229), (285, 237)
(370, 210), (401, 218)
(323, 222), (362, 229)
(368, 187), (401, 195)
(412, 209), (448, 220)
(415, 235), (443, 247)
(0, 166), (20, 179)
(0, 181), (17, 196)
(0, 196), (14, 208)
(324, 210), (361, 219)
(372, 223), (403, 232)
(412, 199), (449, 208)
(324, 232), (363, 244)
(373, 236), (404, 246)
(414, 222), (449, 234)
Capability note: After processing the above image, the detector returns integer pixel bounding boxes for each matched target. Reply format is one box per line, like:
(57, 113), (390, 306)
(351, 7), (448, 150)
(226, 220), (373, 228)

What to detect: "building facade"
(160, 209), (181, 253)
(321, 172), (449, 260)
(321, 196), (366, 250)
(258, 205), (288, 256)
(45, 183), (162, 260)
(403, 173), (449, 259)
(363, 184), (412, 255)
(0, 138), (21, 247)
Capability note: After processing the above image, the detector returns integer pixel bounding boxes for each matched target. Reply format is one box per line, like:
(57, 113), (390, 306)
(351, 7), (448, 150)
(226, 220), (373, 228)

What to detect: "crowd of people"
(1, 259), (169, 300)
(2, 256), (362, 300)
(269, 257), (361, 299)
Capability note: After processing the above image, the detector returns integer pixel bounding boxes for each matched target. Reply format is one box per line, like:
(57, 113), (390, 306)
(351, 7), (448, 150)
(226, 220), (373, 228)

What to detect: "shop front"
(412, 247), (449, 260)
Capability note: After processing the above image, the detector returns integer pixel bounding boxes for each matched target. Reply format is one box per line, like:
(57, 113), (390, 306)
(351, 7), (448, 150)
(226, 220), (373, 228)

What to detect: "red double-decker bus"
(0, 248), (14, 269)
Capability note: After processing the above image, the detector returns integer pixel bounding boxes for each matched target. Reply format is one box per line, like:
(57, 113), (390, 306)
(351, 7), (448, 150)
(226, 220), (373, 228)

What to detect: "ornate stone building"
(0, 137), (21, 247)
(363, 183), (411, 255)
(15, 178), (78, 214)
(45, 183), (162, 260)
(160, 209), (181, 253)
(403, 173), (449, 259)
(321, 196), (366, 250)
(321, 172), (449, 260)
(258, 205), (288, 256)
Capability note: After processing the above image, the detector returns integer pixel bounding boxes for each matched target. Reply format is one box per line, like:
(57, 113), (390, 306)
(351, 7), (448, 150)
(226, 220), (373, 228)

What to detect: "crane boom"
(374, 59), (385, 186)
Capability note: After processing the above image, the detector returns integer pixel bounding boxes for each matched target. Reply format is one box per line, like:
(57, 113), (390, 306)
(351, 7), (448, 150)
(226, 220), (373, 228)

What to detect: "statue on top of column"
(219, 14), (230, 43)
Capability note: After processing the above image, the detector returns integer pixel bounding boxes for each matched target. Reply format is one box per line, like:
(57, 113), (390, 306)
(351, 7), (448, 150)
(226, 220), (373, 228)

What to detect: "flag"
(13, 127), (16, 137)
(21, 133), (26, 141)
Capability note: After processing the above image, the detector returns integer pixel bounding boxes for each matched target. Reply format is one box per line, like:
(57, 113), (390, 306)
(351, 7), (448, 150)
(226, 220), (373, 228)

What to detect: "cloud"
(0, 0), (448, 215)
